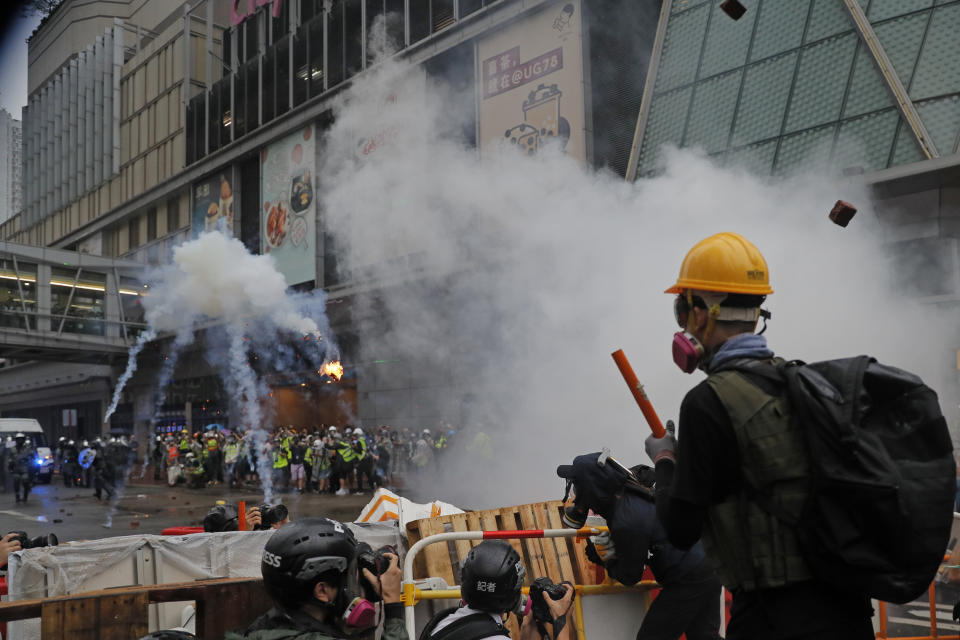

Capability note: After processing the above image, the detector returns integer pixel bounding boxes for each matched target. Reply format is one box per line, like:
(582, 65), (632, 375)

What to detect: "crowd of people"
(146, 424), (459, 495)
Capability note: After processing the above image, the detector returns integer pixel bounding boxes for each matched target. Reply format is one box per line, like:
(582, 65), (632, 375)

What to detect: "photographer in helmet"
(226, 517), (407, 640)
(421, 540), (574, 640)
(557, 452), (721, 640)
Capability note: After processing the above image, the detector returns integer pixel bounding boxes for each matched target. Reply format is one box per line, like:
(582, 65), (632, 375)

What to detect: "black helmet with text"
(459, 540), (525, 613)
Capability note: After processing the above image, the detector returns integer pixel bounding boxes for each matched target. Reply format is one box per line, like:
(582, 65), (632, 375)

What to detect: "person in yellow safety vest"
(466, 431), (494, 460)
(178, 430), (191, 453)
(224, 435), (240, 488)
(205, 430), (223, 485)
(353, 428), (375, 493)
(334, 434), (356, 495)
(270, 437), (290, 492)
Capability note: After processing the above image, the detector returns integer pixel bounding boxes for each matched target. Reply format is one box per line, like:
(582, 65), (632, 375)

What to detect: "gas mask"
(340, 596), (380, 633)
(672, 331), (705, 374)
(560, 480), (588, 529)
(513, 593), (532, 619)
(671, 293), (714, 374)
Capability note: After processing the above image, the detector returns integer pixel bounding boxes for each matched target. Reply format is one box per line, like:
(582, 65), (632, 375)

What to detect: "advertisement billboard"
(476, 0), (586, 164)
(261, 125), (316, 286)
(192, 171), (235, 237)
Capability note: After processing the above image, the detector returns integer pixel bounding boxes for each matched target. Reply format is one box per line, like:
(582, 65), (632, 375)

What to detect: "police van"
(0, 418), (54, 483)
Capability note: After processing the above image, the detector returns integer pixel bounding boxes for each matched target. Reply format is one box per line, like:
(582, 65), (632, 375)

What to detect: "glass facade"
(637, 0), (960, 177)
(186, 0), (497, 164)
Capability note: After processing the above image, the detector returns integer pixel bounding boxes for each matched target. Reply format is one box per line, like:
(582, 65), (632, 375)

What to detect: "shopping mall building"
(1, 0), (959, 442)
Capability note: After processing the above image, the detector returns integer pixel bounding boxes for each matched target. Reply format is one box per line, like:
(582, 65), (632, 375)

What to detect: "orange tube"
(238, 501), (246, 531)
(611, 349), (666, 438)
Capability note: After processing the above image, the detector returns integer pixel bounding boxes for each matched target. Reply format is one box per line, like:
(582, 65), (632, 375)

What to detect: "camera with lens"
(253, 504), (288, 530)
(529, 577), (569, 623)
(8, 531), (58, 549)
(358, 542), (396, 576)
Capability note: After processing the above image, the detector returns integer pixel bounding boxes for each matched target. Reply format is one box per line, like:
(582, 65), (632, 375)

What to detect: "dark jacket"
(225, 604), (408, 640)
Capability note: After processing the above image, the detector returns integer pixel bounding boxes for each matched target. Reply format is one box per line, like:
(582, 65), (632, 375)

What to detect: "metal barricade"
(401, 526), (656, 640)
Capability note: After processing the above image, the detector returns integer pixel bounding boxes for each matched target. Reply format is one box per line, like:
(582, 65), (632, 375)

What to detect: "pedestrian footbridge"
(0, 241), (147, 364)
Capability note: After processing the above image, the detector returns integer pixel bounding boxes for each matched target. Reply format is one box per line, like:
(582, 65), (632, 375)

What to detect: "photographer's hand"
(363, 552), (402, 604)
(245, 507), (262, 530)
(544, 583), (574, 621)
(0, 533), (22, 567)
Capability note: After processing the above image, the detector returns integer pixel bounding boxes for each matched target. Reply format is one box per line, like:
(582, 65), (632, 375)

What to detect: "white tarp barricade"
(6, 522), (404, 640)
(356, 488), (463, 534)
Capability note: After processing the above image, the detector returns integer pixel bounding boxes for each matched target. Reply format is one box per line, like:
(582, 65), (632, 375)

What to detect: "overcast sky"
(0, 3), (43, 118)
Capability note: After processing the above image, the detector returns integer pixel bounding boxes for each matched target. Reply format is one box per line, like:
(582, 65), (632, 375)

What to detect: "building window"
(309, 16), (324, 95)
(271, 0), (289, 43)
(0, 259), (37, 331)
(328, 0), (344, 87)
(263, 47), (277, 123)
(50, 268), (105, 336)
(146, 207), (157, 242)
(410, 0), (430, 44)
(294, 28), (308, 106)
(277, 35), (291, 114)
(128, 216), (140, 249)
(345, 0), (363, 78)
(167, 197), (180, 232)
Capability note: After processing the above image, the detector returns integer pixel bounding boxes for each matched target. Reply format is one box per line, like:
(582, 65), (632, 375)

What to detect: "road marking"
(0, 510), (30, 519)
(888, 615), (960, 632)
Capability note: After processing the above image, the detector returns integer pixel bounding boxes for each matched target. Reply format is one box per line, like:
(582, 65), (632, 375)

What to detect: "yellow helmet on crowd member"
(665, 232), (773, 296)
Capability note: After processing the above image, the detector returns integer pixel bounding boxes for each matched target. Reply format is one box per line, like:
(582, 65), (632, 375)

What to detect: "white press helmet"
(353, 428), (363, 436)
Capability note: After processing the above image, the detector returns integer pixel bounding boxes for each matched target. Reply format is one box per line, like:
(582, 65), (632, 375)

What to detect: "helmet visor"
(295, 556), (348, 582)
(673, 294), (690, 329)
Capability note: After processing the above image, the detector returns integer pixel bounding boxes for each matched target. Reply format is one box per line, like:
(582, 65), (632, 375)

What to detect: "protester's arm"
(652, 383), (739, 550)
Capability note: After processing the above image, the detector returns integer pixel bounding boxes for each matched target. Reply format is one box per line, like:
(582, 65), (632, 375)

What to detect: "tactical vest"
(703, 366), (813, 592)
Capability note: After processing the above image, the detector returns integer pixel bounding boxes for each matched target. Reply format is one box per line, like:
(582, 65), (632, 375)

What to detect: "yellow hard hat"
(665, 232), (773, 296)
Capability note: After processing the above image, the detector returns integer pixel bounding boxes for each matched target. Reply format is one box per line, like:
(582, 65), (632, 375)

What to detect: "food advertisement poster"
(261, 125), (316, 286)
(476, 0), (585, 164)
(192, 171), (235, 238)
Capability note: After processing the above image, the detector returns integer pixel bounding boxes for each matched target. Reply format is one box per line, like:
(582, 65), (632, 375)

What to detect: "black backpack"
(726, 355), (955, 604)
(418, 607), (507, 640)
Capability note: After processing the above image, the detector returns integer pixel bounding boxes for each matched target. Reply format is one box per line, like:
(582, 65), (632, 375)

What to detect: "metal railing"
(401, 526), (659, 640)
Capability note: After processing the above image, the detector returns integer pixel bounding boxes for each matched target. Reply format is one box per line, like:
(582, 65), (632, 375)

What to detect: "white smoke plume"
(317, 57), (958, 509)
(106, 231), (338, 503)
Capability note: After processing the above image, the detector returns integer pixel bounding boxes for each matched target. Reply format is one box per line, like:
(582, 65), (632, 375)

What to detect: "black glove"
(953, 600), (960, 622)
(585, 540), (604, 567)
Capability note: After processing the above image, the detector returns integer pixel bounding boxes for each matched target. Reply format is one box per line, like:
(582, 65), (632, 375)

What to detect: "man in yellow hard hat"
(644, 232), (873, 640)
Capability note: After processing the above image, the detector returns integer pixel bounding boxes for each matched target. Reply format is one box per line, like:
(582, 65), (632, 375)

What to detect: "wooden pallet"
(406, 500), (602, 588)
(0, 577), (273, 640)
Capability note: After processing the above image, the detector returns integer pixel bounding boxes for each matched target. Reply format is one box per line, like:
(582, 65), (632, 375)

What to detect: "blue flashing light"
(34, 458), (43, 466)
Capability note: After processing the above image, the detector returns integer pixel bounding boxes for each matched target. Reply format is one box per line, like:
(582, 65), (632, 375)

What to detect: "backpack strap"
(420, 607), (508, 640)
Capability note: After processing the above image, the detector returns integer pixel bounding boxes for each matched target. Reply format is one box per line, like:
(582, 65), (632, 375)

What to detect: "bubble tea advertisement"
(261, 125), (316, 286)
(192, 171), (235, 237)
(476, 0), (585, 164)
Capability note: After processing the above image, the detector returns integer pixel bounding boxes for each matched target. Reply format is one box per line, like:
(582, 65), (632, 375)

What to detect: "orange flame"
(320, 361), (344, 382)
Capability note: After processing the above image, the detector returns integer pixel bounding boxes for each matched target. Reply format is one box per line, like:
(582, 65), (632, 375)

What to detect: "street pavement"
(0, 476), (372, 543)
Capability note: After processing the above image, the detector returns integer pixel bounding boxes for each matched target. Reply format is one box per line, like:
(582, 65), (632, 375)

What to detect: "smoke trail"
(226, 323), (275, 503)
(104, 329), (157, 422)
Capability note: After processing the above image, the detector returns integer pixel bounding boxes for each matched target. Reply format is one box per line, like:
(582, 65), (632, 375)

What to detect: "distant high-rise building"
(0, 108), (22, 223)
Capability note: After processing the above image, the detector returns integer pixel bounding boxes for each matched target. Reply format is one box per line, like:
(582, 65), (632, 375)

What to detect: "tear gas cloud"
(106, 231), (339, 504)
(319, 57), (958, 509)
